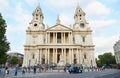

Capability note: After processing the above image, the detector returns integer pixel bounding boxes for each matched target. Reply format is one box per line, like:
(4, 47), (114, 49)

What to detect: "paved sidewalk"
(0, 69), (120, 78)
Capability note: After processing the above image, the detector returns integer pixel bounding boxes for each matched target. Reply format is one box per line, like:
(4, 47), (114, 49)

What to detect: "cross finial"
(56, 15), (60, 24)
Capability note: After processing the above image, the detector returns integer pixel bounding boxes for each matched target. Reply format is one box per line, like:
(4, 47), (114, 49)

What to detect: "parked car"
(68, 66), (82, 73)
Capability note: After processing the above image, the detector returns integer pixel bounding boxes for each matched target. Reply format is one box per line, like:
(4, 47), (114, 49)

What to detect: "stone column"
(38, 49), (40, 64)
(46, 32), (48, 43)
(56, 48), (57, 63)
(70, 32), (73, 43)
(72, 48), (73, 64)
(48, 48), (50, 64)
(77, 48), (79, 64)
(48, 32), (50, 43)
(69, 48), (71, 64)
(53, 32), (55, 43)
(64, 48), (66, 64)
(61, 32), (63, 43)
(79, 49), (82, 64)
(40, 49), (42, 64)
(62, 48), (63, 58)
(64, 32), (65, 43)
(56, 32), (57, 43)
(45, 49), (47, 64)
(69, 32), (70, 44)
(53, 48), (55, 63)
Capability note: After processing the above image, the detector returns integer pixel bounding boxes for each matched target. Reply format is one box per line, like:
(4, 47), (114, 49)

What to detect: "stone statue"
(57, 54), (65, 66)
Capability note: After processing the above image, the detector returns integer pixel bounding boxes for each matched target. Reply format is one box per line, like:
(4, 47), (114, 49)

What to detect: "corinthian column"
(77, 48), (79, 64)
(72, 48), (73, 64)
(56, 32), (57, 43)
(48, 48), (50, 64)
(53, 32), (55, 43)
(69, 48), (71, 64)
(46, 33), (47, 43)
(69, 32), (70, 44)
(56, 48), (57, 63)
(53, 48), (55, 63)
(64, 32), (65, 43)
(64, 48), (66, 64)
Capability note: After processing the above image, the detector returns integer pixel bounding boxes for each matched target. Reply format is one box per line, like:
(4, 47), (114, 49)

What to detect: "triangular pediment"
(46, 24), (73, 31)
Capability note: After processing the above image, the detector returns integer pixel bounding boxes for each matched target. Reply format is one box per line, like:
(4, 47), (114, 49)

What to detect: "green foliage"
(9, 56), (19, 65)
(96, 52), (116, 67)
(0, 53), (7, 64)
(0, 13), (10, 64)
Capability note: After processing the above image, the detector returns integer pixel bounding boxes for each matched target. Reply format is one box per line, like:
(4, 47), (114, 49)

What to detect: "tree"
(0, 13), (10, 64)
(9, 56), (19, 65)
(96, 52), (116, 67)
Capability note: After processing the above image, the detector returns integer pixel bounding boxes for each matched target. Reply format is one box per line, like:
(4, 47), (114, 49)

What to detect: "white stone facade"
(113, 39), (120, 64)
(22, 5), (96, 67)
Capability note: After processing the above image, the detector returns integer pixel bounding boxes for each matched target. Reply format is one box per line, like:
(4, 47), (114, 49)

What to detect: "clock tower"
(28, 5), (45, 31)
(73, 5), (88, 30)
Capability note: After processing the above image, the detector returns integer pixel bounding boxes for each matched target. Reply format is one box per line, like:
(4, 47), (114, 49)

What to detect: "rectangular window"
(84, 53), (87, 59)
(82, 37), (85, 42)
(73, 37), (75, 43)
(74, 54), (76, 58)
(32, 54), (35, 59)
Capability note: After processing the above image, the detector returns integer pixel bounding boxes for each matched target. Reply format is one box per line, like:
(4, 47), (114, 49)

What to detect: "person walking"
(63, 66), (67, 72)
(33, 66), (36, 74)
(28, 67), (30, 73)
(5, 67), (9, 78)
(22, 67), (25, 75)
(14, 66), (18, 76)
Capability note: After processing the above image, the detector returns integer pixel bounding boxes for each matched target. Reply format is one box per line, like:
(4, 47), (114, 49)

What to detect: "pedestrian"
(14, 66), (18, 76)
(28, 67), (30, 73)
(22, 67), (25, 75)
(33, 66), (36, 74)
(63, 66), (67, 72)
(5, 67), (9, 78)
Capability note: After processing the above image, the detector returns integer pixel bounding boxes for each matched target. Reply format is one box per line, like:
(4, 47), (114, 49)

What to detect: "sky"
(0, 0), (120, 57)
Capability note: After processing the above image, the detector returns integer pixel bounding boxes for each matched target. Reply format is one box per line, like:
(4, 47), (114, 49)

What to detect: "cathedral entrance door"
(74, 59), (77, 64)
(42, 58), (45, 64)
(57, 54), (60, 63)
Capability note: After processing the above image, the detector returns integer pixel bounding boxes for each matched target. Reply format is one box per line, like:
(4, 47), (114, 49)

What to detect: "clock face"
(34, 23), (37, 27)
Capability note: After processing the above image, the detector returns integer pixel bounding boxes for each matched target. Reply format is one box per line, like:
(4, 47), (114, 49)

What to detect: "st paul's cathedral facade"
(23, 5), (96, 67)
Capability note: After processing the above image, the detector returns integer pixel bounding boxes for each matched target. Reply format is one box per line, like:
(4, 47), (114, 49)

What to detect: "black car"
(69, 66), (82, 73)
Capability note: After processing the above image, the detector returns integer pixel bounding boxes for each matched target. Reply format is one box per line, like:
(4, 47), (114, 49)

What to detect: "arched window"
(36, 14), (38, 16)
(80, 23), (84, 28)
(84, 53), (87, 59)
(32, 54), (35, 59)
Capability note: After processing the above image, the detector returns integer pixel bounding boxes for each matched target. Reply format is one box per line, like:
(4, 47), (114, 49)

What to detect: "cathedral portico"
(22, 5), (96, 67)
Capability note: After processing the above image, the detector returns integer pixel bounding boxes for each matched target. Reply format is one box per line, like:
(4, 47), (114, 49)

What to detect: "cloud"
(60, 14), (74, 26)
(93, 35), (119, 57)
(44, 0), (78, 9)
(89, 19), (117, 29)
(25, 0), (38, 5)
(0, 0), (11, 13)
(7, 3), (32, 32)
(85, 1), (111, 16)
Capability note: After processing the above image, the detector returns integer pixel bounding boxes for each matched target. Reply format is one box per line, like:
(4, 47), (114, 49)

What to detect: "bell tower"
(29, 4), (45, 30)
(32, 5), (43, 23)
(73, 5), (88, 30)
